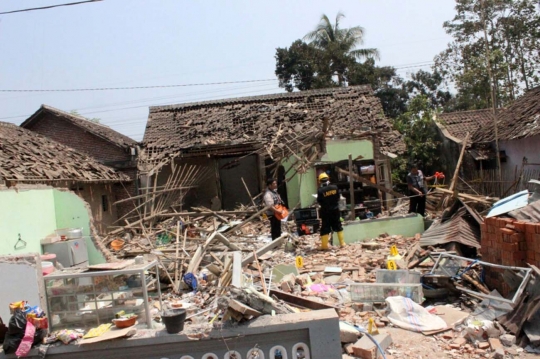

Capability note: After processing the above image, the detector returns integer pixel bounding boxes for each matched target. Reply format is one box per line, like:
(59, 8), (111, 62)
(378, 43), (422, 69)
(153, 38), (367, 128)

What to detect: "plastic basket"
(349, 283), (423, 303)
(375, 270), (421, 284)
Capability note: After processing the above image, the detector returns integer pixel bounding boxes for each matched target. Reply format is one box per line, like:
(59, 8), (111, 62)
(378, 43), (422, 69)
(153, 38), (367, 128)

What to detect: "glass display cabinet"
(43, 260), (161, 331)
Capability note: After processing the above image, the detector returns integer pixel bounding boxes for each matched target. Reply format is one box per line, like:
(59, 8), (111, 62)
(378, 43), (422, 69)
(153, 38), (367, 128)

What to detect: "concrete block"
(352, 333), (392, 359)
(478, 341), (490, 349)
(493, 348), (505, 359)
(344, 343), (355, 355)
(339, 322), (360, 343)
(453, 337), (467, 346)
(489, 337), (504, 351)
(499, 334), (516, 347)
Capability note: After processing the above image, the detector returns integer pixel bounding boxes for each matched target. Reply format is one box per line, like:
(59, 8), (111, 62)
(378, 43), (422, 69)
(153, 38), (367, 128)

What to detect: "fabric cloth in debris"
(317, 183), (343, 236)
(15, 320), (35, 357)
(184, 272), (198, 291)
(385, 296), (447, 332)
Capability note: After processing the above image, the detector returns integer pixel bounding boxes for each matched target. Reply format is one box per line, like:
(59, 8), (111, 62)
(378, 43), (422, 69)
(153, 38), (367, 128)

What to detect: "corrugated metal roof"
(420, 207), (481, 248)
(509, 200), (540, 222)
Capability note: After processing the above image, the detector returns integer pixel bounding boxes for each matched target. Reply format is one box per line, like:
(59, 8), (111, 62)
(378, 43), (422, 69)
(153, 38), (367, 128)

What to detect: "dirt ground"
(382, 327), (539, 359)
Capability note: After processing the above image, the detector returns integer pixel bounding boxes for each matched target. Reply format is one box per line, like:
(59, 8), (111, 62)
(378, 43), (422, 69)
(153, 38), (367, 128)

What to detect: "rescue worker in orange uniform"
(316, 173), (346, 249)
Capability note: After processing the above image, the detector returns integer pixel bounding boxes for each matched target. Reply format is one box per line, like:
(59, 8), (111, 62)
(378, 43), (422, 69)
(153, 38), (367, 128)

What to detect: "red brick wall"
(114, 168), (139, 219)
(26, 114), (138, 220)
(26, 113), (130, 163)
(480, 217), (540, 295)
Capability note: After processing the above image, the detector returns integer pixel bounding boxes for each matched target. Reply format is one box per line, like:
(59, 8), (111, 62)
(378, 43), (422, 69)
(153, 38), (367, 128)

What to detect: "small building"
(434, 108), (495, 177)
(470, 86), (540, 196)
(473, 86), (540, 172)
(0, 121), (130, 234)
(20, 105), (139, 218)
(141, 86), (405, 213)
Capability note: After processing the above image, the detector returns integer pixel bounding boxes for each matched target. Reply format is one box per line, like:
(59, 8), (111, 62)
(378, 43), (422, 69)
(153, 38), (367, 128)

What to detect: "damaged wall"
(500, 135), (540, 171)
(337, 214), (425, 244)
(0, 187), (105, 265)
(71, 183), (119, 234)
(53, 190), (106, 264)
(159, 157), (219, 210)
(0, 188), (56, 256)
(320, 139), (374, 162)
(285, 139), (376, 209)
(481, 217), (539, 296)
(0, 254), (46, 324)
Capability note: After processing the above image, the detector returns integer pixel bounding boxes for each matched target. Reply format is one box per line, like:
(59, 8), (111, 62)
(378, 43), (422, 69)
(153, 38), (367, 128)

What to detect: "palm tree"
(303, 12), (379, 86)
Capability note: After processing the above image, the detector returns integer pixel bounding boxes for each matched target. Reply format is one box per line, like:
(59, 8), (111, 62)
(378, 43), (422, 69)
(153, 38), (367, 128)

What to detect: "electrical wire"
(0, 0), (102, 15)
(0, 79), (277, 93)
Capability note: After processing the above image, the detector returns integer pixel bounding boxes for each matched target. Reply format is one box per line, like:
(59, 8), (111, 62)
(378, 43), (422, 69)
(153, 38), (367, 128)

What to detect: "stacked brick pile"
(480, 217), (540, 295)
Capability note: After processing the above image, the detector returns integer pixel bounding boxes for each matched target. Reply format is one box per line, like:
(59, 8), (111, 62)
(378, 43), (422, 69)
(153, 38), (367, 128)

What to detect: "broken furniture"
(44, 260), (161, 331)
(430, 253), (532, 304)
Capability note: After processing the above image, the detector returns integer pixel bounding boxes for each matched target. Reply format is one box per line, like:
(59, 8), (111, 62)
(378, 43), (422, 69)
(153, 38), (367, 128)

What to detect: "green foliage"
(435, 0), (540, 108)
(391, 96), (441, 183)
(275, 12), (379, 91)
(275, 40), (335, 92)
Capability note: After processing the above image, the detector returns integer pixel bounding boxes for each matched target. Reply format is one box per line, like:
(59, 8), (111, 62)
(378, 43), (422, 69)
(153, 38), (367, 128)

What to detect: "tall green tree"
(303, 12), (379, 86)
(391, 96), (441, 182)
(435, 0), (540, 109)
(275, 12), (379, 91)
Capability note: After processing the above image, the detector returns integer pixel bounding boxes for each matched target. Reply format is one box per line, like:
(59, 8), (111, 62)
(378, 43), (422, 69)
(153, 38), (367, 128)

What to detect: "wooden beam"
(348, 154), (356, 221)
(215, 232), (241, 251)
(225, 206), (271, 233)
(231, 251), (243, 288)
(242, 234), (287, 266)
(449, 132), (470, 195)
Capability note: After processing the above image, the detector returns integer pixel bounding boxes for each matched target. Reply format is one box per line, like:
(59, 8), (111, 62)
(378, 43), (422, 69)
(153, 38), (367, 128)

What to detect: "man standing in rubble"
(317, 173), (346, 249)
(407, 163), (434, 217)
(263, 178), (284, 240)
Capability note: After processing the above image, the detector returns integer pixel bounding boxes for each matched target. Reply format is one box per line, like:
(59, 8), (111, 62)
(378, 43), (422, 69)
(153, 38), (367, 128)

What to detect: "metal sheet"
(487, 190), (529, 218)
(420, 207), (481, 248)
(509, 199), (540, 222)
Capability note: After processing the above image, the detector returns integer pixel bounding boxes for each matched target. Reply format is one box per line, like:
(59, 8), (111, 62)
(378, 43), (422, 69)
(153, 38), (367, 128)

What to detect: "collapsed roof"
(436, 109), (494, 143)
(21, 105), (138, 150)
(142, 86), (405, 164)
(473, 86), (540, 143)
(0, 122), (130, 183)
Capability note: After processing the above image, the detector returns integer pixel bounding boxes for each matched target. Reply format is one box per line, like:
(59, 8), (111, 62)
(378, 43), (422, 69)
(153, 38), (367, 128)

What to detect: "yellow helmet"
(318, 173), (329, 182)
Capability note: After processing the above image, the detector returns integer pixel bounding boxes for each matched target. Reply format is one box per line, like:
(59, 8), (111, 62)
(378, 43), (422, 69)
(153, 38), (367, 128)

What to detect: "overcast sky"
(0, 0), (456, 141)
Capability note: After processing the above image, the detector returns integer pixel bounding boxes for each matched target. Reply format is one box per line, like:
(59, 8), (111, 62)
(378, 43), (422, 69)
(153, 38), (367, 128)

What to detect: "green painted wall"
(299, 169), (318, 208)
(0, 189), (56, 256)
(53, 190), (105, 265)
(320, 140), (374, 162)
(0, 188), (105, 265)
(285, 139), (374, 209)
(332, 214), (425, 244)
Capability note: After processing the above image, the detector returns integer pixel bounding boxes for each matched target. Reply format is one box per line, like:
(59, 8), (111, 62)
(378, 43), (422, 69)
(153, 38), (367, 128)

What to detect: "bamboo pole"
(348, 154), (355, 221)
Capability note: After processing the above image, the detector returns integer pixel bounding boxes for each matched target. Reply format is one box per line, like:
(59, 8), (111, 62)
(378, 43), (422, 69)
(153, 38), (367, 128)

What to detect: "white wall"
(0, 254), (46, 324)
(500, 134), (540, 171)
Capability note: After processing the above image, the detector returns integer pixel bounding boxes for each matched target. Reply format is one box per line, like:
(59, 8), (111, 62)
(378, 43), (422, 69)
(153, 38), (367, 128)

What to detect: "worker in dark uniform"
(317, 173), (346, 250)
(407, 163), (434, 217)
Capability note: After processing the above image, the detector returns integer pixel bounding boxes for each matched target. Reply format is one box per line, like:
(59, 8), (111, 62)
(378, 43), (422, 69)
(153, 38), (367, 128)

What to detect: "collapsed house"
(435, 86), (540, 198)
(139, 85), (405, 216)
(434, 108), (495, 176)
(20, 105), (139, 219)
(0, 121), (130, 236)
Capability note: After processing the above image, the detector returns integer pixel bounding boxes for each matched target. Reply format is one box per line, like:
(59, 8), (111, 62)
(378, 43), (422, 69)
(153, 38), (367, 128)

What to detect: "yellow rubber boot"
(320, 234), (329, 250)
(337, 231), (346, 247)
